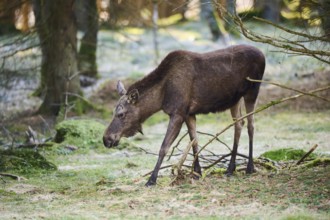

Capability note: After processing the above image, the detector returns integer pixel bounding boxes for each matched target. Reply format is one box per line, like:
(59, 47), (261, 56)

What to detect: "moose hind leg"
(244, 99), (256, 174)
(185, 115), (202, 178)
(226, 100), (243, 176)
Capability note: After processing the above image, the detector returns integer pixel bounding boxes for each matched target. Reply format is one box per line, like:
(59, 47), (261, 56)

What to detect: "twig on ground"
(142, 164), (173, 177)
(0, 173), (27, 181)
(170, 139), (195, 185)
(138, 147), (158, 156)
(197, 131), (232, 152)
(18, 142), (53, 148)
(203, 153), (231, 169)
(167, 132), (188, 161)
(177, 139), (195, 171)
(296, 144), (318, 165)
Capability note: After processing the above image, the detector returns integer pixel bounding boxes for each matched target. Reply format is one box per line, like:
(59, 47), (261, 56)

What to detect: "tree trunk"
(0, 0), (20, 35)
(254, 0), (280, 23)
(200, 0), (222, 41)
(225, 0), (238, 35)
(76, 0), (99, 79)
(320, 0), (330, 40)
(33, 0), (81, 115)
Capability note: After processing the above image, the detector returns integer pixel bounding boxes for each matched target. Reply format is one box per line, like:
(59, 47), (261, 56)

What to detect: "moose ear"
(127, 89), (139, 104)
(117, 80), (127, 96)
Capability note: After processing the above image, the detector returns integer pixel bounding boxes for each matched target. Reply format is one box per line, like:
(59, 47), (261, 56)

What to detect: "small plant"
(261, 148), (316, 161)
(0, 149), (57, 173)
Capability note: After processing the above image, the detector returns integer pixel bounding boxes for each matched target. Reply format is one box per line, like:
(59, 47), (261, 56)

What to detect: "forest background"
(0, 0), (329, 219)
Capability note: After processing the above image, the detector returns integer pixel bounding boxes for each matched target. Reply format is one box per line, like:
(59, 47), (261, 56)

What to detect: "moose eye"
(117, 113), (125, 119)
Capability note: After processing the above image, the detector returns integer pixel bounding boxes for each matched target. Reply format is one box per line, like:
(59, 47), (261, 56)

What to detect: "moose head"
(103, 81), (143, 148)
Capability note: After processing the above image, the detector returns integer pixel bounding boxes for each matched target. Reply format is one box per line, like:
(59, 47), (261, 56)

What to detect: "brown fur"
(103, 44), (266, 186)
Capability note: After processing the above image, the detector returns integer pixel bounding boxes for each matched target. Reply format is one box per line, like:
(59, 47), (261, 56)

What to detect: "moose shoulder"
(103, 44), (266, 186)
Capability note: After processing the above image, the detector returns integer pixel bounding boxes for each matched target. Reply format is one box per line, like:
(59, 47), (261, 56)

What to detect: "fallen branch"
(17, 142), (54, 148)
(296, 144), (318, 165)
(171, 139), (196, 185)
(0, 173), (27, 181)
(142, 164), (192, 177)
(142, 165), (172, 177)
(203, 153), (231, 169)
(167, 132), (188, 161)
(197, 131), (232, 152)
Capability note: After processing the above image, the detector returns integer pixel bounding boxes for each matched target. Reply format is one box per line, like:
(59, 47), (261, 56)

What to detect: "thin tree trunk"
(0, 0), (20, 35)
(152, 0), (159, 64)
(33, 0), (81, 115)
(225, 0), (236, 31)
(254, 0), (280, 23)
(200, 0), (222, 41)
(320, 0), (330, 40)
(77, 0), (99, 79)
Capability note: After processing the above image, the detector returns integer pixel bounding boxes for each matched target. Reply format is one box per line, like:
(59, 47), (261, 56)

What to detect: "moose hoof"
(192, 172), (202, 180)
(145, 180), (156, 187)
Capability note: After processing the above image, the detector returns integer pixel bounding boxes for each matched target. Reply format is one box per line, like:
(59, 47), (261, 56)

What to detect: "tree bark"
(76, 0), (99, 79)
(33, 0), (81, 115)
(200, 0), (222, 41)
(254, 0), (281, 23)
(0, 0), (20, 35)
(225, 0), (236, 32)
(320, 0), (330, 40)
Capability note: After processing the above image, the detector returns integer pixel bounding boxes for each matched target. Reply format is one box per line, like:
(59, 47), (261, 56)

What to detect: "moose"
(103, 44), (265, 186)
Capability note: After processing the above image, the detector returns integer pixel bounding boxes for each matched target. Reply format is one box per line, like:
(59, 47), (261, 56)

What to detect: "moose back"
(103, 44), (266, 186)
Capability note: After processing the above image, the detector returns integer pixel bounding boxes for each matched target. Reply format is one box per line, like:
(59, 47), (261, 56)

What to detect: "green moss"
(0, 149), (57, 173)
(54, 119), (106, 149)
(302, 158), (330, 168)
(261, 148), (316, 161)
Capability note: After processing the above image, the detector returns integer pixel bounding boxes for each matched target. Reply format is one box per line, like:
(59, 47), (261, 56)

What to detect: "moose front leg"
(146, 114), (184, 187)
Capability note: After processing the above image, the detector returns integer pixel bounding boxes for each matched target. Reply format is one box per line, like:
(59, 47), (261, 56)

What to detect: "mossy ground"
(1, 110), (329, 219)
(260, 148), (316, 161)
(54, 119), (106, 150)
(0, 149), (57, 174)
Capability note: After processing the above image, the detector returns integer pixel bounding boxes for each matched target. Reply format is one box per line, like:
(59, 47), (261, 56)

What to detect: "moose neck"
(127, 55), (177, 123)
(135, 84), (164, 123)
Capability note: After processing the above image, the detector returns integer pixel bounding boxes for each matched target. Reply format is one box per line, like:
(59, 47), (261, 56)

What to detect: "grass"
(1, 110), (330, 219)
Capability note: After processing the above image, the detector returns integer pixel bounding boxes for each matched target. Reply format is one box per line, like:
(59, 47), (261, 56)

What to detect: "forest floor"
(1, 19), (330, 219)
(0, 110), (329, 219)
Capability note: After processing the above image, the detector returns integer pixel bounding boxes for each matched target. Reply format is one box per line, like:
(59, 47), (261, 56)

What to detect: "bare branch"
(296, 144), (318, 165)
(253, 17), (329, 42)
(213, 1), (330, 64)
(247, 78), (330, 103)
